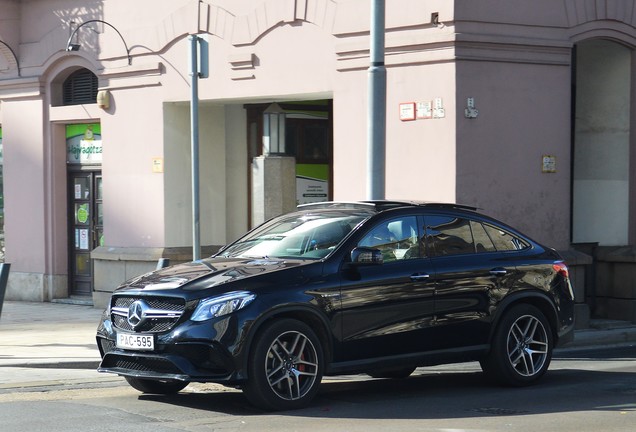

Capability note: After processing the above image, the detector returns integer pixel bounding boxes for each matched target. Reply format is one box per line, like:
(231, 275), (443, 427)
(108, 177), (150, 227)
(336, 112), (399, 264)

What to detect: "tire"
(367, 366), (416, 379)
(124, 377), (189, 394)
(242, 319), (324, 411)
(481, 304), (553, 386)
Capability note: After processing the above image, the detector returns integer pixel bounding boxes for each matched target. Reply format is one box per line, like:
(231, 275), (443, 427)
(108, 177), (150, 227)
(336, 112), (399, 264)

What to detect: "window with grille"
(63, 69), (98, 105)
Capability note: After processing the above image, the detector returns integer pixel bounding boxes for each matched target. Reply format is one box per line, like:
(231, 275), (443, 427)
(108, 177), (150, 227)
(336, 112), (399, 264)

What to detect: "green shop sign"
(66, 124), (102, 164)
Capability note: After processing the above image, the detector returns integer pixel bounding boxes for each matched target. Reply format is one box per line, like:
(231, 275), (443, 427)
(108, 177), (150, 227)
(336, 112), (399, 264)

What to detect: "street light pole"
(189, 35), (201, 261)
(367, 0), (386, 200)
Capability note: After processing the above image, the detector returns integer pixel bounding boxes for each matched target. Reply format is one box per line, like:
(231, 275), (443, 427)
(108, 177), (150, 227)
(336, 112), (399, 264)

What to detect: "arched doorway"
(572, 39), (632, 246)
(58, 67), (102, 298)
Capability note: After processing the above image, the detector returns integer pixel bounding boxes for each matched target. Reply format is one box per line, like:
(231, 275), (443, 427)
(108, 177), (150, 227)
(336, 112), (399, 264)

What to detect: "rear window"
(483, 223), (529, 251)
(425, 215), (529, 256)
(426, 216), (475, 256)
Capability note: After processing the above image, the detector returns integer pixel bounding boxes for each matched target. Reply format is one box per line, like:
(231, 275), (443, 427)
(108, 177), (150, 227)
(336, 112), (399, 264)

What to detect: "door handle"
(410, 273), (431, 281)
(490, 268), (507, 276)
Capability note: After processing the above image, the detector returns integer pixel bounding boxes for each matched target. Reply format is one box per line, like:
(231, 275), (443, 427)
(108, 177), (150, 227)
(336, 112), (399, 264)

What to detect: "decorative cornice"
(564, 0), (636, 27)
(0, 76), (42, 99)
(200, 0), (337, 47)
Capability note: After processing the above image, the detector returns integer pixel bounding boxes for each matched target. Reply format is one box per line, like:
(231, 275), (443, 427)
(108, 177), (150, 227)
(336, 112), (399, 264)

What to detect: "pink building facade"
(1, 0), (636, 327)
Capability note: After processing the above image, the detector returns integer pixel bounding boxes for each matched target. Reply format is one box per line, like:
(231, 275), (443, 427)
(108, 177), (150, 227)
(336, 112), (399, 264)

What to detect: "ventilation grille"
(63, 69), (98, 105)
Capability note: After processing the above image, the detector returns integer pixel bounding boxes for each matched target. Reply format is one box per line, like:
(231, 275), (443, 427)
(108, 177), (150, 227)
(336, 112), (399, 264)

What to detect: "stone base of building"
(5, 272), (68, 302)
(91, 245), (221, 309)
(593, 246), (636, 323)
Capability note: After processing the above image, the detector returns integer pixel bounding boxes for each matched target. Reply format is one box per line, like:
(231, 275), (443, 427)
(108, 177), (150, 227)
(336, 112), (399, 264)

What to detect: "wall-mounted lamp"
(96, 89), (110, 109)
(0, 39), (20, 76)
(65, 19), (132, 65)
(263, 103), (286, 155)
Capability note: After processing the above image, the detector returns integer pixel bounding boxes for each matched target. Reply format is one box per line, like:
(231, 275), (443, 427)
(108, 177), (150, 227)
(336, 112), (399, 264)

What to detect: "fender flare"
(238, 304), (334, 378)
(488, 291), (560, 345)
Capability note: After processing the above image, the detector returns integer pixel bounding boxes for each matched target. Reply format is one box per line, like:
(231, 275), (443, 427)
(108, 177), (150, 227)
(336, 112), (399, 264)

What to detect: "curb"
(1, 361), (101, 369)
(555, 326), (636, 353)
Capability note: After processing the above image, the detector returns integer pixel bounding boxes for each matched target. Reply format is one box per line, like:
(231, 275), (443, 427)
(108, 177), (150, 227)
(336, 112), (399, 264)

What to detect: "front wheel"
(242, 319), (324, 411)
(124, 377), (189, 394)
(481, 304), (553, 386)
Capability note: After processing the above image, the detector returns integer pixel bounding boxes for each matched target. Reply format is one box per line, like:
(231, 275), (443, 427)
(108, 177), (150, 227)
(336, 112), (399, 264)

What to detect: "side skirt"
(326, 345), (489, 375)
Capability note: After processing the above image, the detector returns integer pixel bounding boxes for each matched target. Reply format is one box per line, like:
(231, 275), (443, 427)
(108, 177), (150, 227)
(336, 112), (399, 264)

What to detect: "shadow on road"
(139, 362), (636, 419)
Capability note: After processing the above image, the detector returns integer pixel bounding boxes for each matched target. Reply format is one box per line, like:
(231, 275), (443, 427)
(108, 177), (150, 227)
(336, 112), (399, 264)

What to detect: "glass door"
(68, 171), (102, 297)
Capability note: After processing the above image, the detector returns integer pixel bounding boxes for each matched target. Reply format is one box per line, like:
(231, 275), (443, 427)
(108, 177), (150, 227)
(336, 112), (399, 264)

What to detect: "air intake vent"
(63, 69), (98, 105)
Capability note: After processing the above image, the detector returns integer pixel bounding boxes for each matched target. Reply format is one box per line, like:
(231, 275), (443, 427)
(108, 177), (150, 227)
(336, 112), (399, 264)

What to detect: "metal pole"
(367, 0), (386, 200)
(189, 35), (201, 261)
(0, 263), (11, 319)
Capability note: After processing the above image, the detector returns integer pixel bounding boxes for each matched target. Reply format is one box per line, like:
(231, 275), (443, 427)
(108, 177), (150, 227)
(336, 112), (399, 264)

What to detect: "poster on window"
(296, 164), (329, 205)
(76, 228), (89, 250)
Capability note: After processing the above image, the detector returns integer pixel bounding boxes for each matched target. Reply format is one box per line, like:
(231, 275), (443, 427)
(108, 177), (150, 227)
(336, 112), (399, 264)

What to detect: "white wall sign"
(399, 102), (416, 121)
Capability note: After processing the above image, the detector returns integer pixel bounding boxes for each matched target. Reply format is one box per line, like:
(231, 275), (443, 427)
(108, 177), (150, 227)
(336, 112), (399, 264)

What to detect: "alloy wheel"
(264, 330), (319, 401)
(506, 314), (549, 377)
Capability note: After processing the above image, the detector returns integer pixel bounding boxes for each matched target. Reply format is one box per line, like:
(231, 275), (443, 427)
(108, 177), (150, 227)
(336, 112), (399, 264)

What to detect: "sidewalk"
(1, 301), (635, 389)
(0, 301), (107, 389)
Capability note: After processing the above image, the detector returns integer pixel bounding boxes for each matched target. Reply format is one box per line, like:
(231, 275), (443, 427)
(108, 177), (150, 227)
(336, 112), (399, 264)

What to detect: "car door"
(338, 215), (437, 361)
(425, 213), (517, 350)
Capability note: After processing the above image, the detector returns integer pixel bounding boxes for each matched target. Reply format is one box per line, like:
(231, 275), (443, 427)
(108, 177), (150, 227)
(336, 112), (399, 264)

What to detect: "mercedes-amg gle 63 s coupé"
(97, 201), (575, 410)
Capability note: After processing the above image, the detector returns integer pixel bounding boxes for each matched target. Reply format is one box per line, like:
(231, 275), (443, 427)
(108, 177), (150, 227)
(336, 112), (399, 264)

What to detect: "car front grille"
(109, 356), (180, 374)
(99, 352), (185, 376)
(111, 296), (186, 333)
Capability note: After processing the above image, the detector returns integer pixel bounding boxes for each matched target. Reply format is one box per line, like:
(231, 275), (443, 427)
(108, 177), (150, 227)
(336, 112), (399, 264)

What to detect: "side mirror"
(350, 247), (384, 266)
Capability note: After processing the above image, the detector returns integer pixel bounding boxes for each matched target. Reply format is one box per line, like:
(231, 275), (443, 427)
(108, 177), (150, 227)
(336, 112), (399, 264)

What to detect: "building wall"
(455, 60), (573, 250)
(0, 0), (635, 316)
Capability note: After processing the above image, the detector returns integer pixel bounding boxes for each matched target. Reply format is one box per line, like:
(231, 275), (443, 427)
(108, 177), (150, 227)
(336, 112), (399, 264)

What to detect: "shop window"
(286, 119), (330, 164)
(63, 69), (98, 105)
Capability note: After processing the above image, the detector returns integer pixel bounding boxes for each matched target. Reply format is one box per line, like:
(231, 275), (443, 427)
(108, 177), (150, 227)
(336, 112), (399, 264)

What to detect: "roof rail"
(297, 200), (478, 212)
(297, 201), (376, 210)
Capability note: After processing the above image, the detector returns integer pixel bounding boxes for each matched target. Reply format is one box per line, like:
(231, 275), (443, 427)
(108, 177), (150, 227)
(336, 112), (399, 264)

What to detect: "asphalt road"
(0, 346), (634, 432)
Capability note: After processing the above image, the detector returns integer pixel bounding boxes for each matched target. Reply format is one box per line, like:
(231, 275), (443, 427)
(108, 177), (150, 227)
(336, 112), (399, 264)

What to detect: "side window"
(358, 216), (419, 262)
(483, 223), (529, 251)
(426, 216), (475, 257)
(471, 220), (497, 253)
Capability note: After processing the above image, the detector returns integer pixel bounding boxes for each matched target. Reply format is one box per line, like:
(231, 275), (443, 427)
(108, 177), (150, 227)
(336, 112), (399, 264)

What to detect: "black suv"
(96, 201), (575, 410)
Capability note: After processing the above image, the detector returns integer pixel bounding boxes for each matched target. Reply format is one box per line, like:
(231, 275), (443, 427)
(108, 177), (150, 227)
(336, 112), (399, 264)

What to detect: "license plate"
(116, 332), (154, 351)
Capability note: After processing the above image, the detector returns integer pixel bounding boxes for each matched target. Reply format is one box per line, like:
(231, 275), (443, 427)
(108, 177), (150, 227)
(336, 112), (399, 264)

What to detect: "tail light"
(553, 261), (575, 300)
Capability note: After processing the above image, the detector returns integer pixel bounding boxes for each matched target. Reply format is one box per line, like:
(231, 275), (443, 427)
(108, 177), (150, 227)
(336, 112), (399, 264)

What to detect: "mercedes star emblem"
(127, 300), (148, 329)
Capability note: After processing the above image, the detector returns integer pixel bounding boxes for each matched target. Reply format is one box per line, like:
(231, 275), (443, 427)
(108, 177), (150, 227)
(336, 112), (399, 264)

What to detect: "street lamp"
(263, 103), (286, 155)
(65, 20), (132, 65)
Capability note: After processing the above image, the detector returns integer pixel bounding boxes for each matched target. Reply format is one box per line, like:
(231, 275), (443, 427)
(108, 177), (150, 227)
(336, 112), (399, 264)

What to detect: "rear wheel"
(124, 377), (189, 394)
(242, 319), (324, 411)
(481, 304), (553, 386)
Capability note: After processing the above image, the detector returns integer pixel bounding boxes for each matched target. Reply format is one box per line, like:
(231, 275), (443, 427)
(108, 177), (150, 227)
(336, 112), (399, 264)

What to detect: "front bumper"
(96, 316), (246, 384)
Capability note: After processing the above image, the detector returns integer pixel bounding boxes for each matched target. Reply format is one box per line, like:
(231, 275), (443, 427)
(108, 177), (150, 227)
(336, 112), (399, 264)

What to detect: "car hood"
(116, 257), (309, 293)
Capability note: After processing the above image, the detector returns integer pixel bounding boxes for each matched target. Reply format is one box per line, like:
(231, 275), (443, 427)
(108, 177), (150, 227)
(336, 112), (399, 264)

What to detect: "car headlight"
(191, 291), (256, 322)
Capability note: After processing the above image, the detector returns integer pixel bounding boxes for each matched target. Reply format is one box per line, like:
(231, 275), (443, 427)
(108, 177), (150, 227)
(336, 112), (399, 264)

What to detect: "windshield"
(219, 211), (370, 260)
